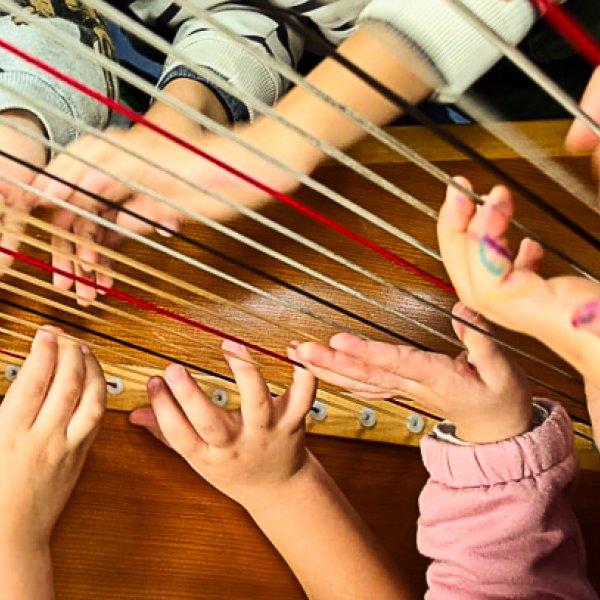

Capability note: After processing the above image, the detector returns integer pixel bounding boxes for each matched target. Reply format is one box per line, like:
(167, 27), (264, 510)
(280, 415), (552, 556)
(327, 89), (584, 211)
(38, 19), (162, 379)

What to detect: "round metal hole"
(406, 413), (425, 434)
(359, 407), (378, 428)
(309, 400), (327, 422)
(211, 388), (229, 407)
(106, 376), (124, 396)
(4, 364), (19, 382)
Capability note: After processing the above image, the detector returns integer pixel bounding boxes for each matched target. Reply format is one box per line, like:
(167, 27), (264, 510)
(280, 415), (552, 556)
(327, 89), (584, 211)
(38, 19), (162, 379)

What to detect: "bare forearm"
(246, 454), (415, 600)
(246, 28), (432, 175)
(0, 541), (54, 600)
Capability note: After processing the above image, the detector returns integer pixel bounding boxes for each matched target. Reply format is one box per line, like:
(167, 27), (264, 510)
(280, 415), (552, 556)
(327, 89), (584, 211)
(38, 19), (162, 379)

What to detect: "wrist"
(453, 403), (534, 444)
(242, 452), (325, 517)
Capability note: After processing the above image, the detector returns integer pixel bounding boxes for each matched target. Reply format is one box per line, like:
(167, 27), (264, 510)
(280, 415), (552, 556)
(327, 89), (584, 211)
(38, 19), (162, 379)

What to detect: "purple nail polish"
(572, 300), (600, 330)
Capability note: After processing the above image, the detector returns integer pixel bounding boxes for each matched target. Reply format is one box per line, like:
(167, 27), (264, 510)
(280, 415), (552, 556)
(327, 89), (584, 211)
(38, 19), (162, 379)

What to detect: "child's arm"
(129, 340), (415, 600)
(0, 328), (106, 600)
(38, 0), (539, 247)
(418, 398), (596, 600)
(437, 177), (600, 393)
(295, 303), (597, 598)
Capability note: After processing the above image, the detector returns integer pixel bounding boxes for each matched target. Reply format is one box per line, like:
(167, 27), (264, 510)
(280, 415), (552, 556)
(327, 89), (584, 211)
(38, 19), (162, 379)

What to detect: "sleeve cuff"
(158, 65), (250, 123)
(360, 0), (536, 102)
(421, 399), (574, 488)
(162, 34), (282, 121)
(0, 71), (77, 148)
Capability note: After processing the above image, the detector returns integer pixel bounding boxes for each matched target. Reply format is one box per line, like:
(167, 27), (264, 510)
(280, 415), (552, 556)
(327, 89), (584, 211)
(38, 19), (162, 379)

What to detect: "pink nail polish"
(572, 300), (600, 332)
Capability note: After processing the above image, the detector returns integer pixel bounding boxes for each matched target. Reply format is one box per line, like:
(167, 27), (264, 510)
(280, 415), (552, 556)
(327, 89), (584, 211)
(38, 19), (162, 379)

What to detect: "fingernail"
(289, 340), (300, 348)
(36, 328), (56, 343)
(80, 343), (90, 355)
(156, 219), (180, 238)
(221, 339), (244, 354)
(147, 376), (163, 393)
(572, 300), (600, 332)
(490, 199), (509, 217)
(165, 363), (185, 382)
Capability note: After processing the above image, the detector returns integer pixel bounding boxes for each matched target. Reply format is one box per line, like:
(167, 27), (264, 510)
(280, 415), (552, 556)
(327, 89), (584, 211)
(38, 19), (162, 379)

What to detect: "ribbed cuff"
(360, 0), (536, 102)
(159, 65), (250, 123)
(163, 34), (282, 121)
(0, 71), (76, 147)
(420, 400), (574, 488)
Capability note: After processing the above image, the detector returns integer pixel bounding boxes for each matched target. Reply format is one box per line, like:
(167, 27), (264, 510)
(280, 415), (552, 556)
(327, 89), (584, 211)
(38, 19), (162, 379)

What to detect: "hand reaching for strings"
(437, 176), (600, 392)
(295, 302), (533, 444)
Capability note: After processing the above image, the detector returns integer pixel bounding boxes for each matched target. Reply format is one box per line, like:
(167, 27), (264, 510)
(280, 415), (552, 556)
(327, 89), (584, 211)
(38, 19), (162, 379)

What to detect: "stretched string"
(0, 195), (587, 408)
(457, 93), (597, 210)
(2, 189), (585, 412)
(0, 163), (581, 385)
(242, 0), (600, 268)
(165, 0), (599, 253)
(0, 12), (584, 390)
(0, 0), (592, 284)
(0, 0), (442, 265)
(0, 243), (300, 367)
(0, 193), (586, 410)
(0, 286), (438, 420)
(531, 0), (600, 66)
(443, 0), (600, 140)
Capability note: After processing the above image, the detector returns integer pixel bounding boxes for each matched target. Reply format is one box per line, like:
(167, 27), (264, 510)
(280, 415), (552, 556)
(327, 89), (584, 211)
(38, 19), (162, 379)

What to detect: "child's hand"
(0, 327), (106, 548)
(0, 112), (47, 273)
(437, 176), (600, 389)
(295, 302), (532, 444)
(129, 340), (317, 511)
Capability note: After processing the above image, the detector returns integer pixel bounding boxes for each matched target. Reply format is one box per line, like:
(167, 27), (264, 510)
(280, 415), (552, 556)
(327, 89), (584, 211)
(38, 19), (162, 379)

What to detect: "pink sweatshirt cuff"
(420, 399), (573, 488)
(418, 400), (597, 599)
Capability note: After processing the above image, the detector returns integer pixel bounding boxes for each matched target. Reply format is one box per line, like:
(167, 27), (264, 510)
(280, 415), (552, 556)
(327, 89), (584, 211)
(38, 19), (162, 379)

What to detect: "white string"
(0, 153), (582, 382)
(0, 0), (441, 264)
(443, 0), (600, 140)
(0, 68), (582, 378)
(9, 0), (594, 285)
(458, 93), (597, 211)
(0, 4), (582, 378)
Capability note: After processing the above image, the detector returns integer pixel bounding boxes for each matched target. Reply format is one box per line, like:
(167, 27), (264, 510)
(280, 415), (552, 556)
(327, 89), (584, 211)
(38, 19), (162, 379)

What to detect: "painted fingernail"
(165, 363), (185, 382)
(572, 300), (600, 333)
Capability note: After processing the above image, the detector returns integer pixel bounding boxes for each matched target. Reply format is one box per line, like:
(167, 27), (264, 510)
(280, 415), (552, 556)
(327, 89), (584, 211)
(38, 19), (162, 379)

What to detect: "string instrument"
(0, 0), (599, 597)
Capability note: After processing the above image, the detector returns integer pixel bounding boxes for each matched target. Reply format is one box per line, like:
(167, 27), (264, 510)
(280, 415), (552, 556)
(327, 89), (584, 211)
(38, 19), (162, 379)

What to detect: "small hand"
(0, 327), (107, 548)
(0, 112), (47, 274)
(129, 340), (317, 510)
(295, 302), (532, 444)
(437, 176), (600, 388)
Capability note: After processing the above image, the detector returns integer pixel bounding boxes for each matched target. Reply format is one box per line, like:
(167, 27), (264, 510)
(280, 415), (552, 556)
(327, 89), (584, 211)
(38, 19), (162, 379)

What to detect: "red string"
(0, 349), (26, 360)
(530, 0), (600, 66)
(0, 245), (299, 367)
(0, 38), (454, 295)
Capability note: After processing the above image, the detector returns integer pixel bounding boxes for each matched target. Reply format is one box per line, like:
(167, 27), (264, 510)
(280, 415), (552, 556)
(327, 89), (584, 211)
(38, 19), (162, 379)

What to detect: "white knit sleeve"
(160, 4), (304, 120)
(359, 0), (537, 102)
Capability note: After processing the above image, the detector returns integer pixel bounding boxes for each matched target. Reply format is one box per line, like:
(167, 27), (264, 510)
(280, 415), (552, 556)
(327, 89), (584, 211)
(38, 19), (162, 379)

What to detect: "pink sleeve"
(417, 400), (597, 599)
